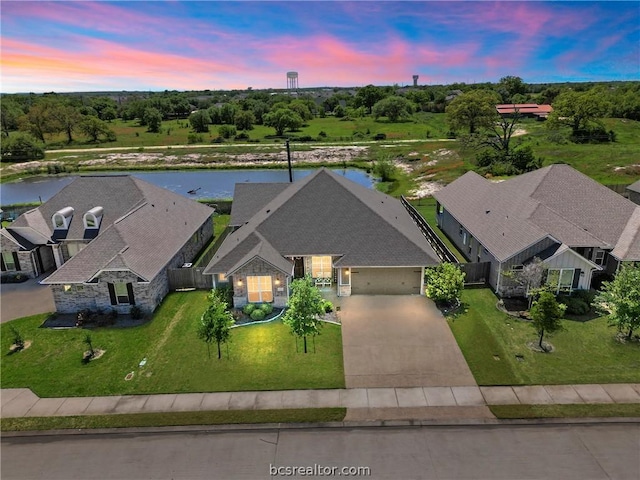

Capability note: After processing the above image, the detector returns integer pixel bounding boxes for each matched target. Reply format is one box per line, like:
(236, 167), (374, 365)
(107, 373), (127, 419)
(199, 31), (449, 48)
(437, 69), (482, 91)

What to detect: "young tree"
(424, 263), (465, 306)
(445, 89), (501, 134)
(502, 257), (546, 307)
(283, 276), (325, 353)
(198, 290), (235, 359)
(373, 154), (397, 182)
(530, 290), (566, 351)
(84, 333), (95, 359)
(9, 325), (24, 351)
(372, 96), (414, 122)
(594, 264), (640, 340)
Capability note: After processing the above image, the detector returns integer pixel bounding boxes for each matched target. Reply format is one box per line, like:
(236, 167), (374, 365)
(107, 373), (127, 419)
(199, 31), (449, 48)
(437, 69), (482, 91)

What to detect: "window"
(218, 273), (227, 282)
(53, 214), (65, 229)
(66, 243), (85, 258)
(437, 203), (444, 215)
(462, 231), (468, 246)
(114, 282), (130, 304)
(63, 284), (72, 293)
(594, 250), (605, 266)
(546, 268), (574, 294)
(311, 256), (332, 278)
(2, 252), (16, 271)
(247, 276), (272, 303)
(85, 215), (96, 228)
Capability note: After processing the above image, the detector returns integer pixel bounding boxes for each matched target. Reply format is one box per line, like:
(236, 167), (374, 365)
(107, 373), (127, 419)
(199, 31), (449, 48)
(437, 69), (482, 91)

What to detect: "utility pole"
(286, 140), (293, 183)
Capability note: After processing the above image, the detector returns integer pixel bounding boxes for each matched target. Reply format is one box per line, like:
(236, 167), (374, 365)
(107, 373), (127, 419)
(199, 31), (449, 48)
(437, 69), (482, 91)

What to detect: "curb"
(3, 417), (639, 438)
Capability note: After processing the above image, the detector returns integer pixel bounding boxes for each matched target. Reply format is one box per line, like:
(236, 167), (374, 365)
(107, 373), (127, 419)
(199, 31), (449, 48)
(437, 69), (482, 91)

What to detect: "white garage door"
(350, 267), (422, 295)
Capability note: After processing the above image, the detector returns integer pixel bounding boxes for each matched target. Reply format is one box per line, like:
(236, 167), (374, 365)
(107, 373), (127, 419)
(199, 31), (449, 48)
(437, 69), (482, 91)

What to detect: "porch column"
(52, 244), (64, 269)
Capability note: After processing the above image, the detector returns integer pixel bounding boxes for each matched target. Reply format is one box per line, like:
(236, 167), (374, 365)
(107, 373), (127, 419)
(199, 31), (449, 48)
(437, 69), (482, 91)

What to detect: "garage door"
(350, 267), (422, 295)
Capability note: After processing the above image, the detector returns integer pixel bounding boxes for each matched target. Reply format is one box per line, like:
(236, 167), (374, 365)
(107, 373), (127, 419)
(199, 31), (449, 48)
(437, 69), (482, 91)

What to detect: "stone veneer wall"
(1, 240), (37, 278)
(232, 257), (289, 308)
(50, 215), (214, 315)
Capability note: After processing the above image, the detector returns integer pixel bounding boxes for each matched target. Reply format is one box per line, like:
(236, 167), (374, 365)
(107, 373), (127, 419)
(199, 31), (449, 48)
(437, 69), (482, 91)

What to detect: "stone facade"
(49, 215), (214, 315)
(231, 257), (289, 308)
(1, 239), (37, 278)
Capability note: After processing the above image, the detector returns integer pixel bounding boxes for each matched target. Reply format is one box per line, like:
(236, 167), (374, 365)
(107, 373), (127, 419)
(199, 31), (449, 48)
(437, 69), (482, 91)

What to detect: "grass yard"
(409, 197), (467, 262)
(490, 404), (640, 419)
(1, 291), (345, 397)
(448, 288), (640, 386)
(0, 408), (347, 432)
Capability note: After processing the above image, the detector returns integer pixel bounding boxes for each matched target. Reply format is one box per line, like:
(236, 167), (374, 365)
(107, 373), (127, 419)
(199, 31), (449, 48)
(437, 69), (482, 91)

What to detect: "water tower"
(413, 75), (419, 87)
(287, 71), (299, 94)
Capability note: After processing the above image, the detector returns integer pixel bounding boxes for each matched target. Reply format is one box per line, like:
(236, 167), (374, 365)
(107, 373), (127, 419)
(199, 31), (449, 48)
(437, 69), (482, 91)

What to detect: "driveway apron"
(0, 275), (55, 323)
(340, 295), (477, 388)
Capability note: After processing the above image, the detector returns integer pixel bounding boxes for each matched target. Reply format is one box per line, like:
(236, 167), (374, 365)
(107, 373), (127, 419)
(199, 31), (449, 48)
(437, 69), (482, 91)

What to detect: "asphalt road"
(2, 423), (638, 480)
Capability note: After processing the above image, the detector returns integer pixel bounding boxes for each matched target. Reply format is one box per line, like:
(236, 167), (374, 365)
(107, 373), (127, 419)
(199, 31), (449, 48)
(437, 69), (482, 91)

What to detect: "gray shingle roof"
(32, 176), (213, 284)
(435, 164), (640, 262)
(205, 168), (439, 274)
(229, 183), (289, 226)
(627, 180), (640, 194)
(611, 207), (640, 261)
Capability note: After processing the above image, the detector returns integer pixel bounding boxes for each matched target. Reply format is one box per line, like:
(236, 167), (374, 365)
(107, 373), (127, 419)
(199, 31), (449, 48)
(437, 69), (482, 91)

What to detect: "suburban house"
(627, 179), (640, 205)
(1, 176), (214, 314)
(204, 168), (439, 307)
(496, 104), (553, 120)
(433, 164), (640, 296)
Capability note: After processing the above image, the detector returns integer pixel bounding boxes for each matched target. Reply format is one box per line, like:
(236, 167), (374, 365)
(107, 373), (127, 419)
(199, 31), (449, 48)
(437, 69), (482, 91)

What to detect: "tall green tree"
(372, 96), (414, 122)
(235, 110), (255, 131)
(283, 276), (325, 353)
(530, 290), (566, 351)
(79, 117), (116, 142)
(198, 290), (235, 359)
(594, 264), (640, 340)
(547, 88), (611, 139)
(189, 110), (211, 133)
(18, 102), (56, 143)
(497, 75), (527, 102)
(263, 108), (303, 136)
(445, 89), (501, 134)
(424, 263), (465, 305)
(355, 84), (387, 114)
(1, 98), (24, 137)
(0, 132), (45, 161)
(143, 107), (162, 133)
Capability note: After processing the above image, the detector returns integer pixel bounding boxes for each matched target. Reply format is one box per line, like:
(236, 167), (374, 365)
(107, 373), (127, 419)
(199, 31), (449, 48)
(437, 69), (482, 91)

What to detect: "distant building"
(496, 104), (553, 120)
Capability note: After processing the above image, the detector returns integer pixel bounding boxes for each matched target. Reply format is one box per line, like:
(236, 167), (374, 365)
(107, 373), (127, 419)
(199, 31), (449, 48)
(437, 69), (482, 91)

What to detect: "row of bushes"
(243, 302), (274, 321)
(557, 289), (596, 316)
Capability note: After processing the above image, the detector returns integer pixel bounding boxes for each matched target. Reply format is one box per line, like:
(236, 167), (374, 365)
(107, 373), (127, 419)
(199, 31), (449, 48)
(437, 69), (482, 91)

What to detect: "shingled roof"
(6, 176), (215, 284)
(205, 168), (439, 274)
(434, 164), (640, 262)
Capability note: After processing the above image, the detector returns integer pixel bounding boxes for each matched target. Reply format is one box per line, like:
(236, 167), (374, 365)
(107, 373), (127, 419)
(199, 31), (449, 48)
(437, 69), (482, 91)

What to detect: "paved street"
(2, 423), (638, 479)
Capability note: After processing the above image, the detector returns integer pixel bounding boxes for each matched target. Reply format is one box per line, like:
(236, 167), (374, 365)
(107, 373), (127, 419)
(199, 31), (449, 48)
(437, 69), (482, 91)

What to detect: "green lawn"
(1, 292), (345, 397)
(1, 408), (346, 432)
(193, 214), (230, 267)
(409, 197), (467, 262)
(448, 288), (640, 386)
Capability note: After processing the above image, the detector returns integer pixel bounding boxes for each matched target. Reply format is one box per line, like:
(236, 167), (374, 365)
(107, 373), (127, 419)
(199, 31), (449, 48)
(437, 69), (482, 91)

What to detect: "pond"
(0, 168), (375, 205)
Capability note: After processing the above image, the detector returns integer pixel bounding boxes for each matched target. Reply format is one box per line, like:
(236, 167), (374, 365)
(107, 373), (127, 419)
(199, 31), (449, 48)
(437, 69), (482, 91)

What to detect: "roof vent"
(52, 207), (74, 230)
(83, 206), (103, 229)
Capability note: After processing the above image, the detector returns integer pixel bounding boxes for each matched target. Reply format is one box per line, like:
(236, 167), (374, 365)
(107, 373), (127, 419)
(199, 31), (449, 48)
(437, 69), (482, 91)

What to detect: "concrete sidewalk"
(2, 384), (639, 420)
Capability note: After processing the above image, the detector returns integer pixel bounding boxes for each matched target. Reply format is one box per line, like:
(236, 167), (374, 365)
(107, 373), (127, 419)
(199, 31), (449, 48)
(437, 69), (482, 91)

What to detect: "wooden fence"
(400, 196), (459, 263)
(460, 262), (490, 285)
(167, 267), (212, 290)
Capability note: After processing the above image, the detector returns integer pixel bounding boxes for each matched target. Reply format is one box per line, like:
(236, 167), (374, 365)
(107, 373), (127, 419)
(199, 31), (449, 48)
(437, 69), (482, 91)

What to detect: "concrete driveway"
(0, 275), (55, 323)
(340, 295), (477, 388)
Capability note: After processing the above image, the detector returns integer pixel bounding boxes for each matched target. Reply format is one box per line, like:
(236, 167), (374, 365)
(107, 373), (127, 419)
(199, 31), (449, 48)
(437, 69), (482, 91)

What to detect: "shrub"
(218, 125), (237, 139)
(373, 133), (386, 140)
(571, 289), (595, 305)
(260, 303), (274, 315)
(250, 309), (266, 321)
(243, 304), (256, 315)
(322, 299), (334, 313)
(558, 295), (590, 315)
(318, 131), (327, 138)
(187, 133), (203, 144)
(130, 305), (143, 320)
(235, 132), (250, 141)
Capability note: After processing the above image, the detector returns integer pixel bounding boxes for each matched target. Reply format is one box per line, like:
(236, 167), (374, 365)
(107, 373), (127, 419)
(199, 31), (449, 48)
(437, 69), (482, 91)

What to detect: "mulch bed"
(41, 313), (148, 329)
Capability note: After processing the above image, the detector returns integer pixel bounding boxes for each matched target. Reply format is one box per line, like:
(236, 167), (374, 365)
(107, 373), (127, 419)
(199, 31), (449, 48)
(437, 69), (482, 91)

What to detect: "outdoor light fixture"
(275, 279), (280, 285)
(237, 279), (243, 286)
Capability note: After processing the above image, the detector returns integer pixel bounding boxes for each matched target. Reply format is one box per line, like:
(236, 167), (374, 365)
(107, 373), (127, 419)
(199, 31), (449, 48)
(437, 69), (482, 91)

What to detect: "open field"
(448, 289), (640, 386)
(3, 115), (638, 190)
(0, 292), (345, 397)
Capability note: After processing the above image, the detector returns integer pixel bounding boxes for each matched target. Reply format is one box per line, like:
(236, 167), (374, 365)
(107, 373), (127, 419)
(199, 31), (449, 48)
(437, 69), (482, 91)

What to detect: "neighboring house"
(627, 179), (640, 205)
(496, 104), (553, 120)
(434, 164), (640, 297)
(1, 176), (214, 315)
(204, 168), (439, 307)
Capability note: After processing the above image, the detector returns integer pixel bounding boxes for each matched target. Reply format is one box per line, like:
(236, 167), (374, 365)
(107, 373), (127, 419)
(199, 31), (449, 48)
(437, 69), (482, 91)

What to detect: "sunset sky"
(1, 1), (638, 93)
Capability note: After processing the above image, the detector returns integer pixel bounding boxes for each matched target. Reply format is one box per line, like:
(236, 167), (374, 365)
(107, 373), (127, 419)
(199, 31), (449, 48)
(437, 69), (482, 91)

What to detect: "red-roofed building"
(496, 104), (553, 120)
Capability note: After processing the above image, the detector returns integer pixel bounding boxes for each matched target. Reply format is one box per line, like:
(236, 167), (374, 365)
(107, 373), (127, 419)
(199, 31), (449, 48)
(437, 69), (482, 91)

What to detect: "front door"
(294, 257), (304, 278)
